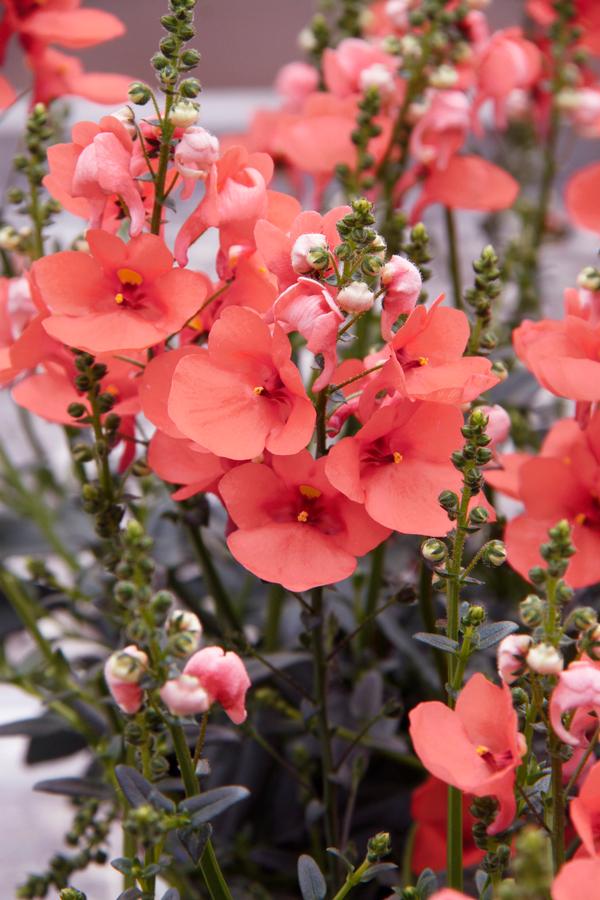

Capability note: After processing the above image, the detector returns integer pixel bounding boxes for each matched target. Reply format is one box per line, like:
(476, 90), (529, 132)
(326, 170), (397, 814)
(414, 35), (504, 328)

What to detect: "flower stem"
(444, 207), (463, 311)
(264, 583), (285, 651)
(168, 722), (234, 900)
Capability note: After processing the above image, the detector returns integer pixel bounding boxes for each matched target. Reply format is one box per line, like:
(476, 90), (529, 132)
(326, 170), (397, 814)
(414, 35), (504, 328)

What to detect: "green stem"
(150, 101), (175, 235)
(331, 859), (371, 900)
(447, 785), (464, 892)
(169, 723), (234, 900)
(184, 522), (242, 633)
(264, 583), (285, 651)
(549, 734), (565, 873)
(444, 207), (463, 310)
(360, 542), (385, 649)
(417, 561), (446, 692)
(28, 177), (45, 260)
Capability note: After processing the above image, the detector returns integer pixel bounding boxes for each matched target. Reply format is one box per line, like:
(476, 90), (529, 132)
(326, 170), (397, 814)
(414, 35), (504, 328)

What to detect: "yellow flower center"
(418, 356), (429, 366)
(297, 510), (309, 523)
(115, 292), (125, 305)
(393, 451), (403, 464)
(575, 512), (587, 526)
(476, 745), (490, 756)
(117, 267), (143, 286)
(299, 484), (322, 499)
(187, 314), (203, 331)
(105, 384), (119, 397)
(253, 386), (264, 395)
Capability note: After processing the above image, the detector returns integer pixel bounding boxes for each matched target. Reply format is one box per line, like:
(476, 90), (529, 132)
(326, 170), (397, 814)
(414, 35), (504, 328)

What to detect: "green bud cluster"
(337, 86), (382, 196)
(465, 245), (502, 355)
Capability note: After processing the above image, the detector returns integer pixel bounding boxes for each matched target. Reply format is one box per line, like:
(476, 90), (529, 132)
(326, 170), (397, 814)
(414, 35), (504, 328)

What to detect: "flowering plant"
(2, 1), (600, 899)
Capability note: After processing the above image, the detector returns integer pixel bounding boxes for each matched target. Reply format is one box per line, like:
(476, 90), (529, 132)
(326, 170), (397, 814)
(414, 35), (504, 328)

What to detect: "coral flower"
(411, 776), (484, 873)
(30, 48), (132, 106)
(325, 400), (464, 536)
(409, 90), (470, 169)
(183, 647), (250, 725)
(552, 858), (600, 900)
(147, 430), (234, 502)
(357, 298), (498, 416)
(167, 306), (315, 460)
(33, 230), (207, 352)
(409, 673), (526, 835)
(570, 759), (600, 856)
(549, 659), (600, 747)
(219, 451), (390, 592)
(322, 38), (398, 99)
(487, 415), (600, 588)
(473, 29), (541, 131)
(44, 116), (145, 235)
(566, 162), (600, 234)
(0, 1), (124, 51)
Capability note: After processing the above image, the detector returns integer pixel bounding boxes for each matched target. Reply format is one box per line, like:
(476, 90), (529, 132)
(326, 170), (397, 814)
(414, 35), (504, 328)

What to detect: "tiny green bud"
(463, 605), (486, 626)
(520, 593), (544, 627)
(439, 489), (459, 513)
(59, 890), (87, 900)
(67, 402), (87, 419)
(180, 77), (201, 98)
(483, 540), (507, 566)
(125, 519), (145, 542)
(114, 580), (137, 603)
(72, 443), (94, 463)
(421, 538), (448, 563)
(469, 506), (489, 526)
(128, 82), (152, 105)
(367, 831), (391, 861)
(569, 606), (597, 631)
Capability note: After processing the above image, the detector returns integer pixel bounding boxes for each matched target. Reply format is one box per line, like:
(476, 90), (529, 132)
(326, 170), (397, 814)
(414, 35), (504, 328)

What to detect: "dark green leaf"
(116, 891), (143, 900)
(177, 823), (212, 865)
(326, 847), (354, 871)
(34, 777), (111, 799)
(416, 867), (438, 899)
(476, 621), (519, 650)
(179, 785), (249, 825)
(161, 891), (180, 900)
(115, 764), (174, 812)
(111, 858), (134, 876)
(297, 854), (327, 900)
(359, 862), (398, 882)
(413, 632), (459, 653)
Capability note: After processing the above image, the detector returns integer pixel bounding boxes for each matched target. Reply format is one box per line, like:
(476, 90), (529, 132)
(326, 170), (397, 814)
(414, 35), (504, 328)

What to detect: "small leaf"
(177, 823), (212, 865)
(34, 777), (111, 800)
(141, 863), (164, 877)
(326, 847), (354, 872)
(476, 621), (519, 650)
(111, 858), (133, 875)
(116, 890), (143, 900)
(413, 632), (459, 653)
(161, 891), (181, 900)
(179, 785), (249, 826)
(115, 765), (174, 812)
(297, 854), (327, 900)
(359, 862), (398, 882)
(416, 868), (438, 899)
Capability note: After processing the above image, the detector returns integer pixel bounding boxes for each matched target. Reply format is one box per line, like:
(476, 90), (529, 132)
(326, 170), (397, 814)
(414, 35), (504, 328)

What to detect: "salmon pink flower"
(487, 414), (600, 588)
(552, 858), (600, 900)
(497, 634), (533, 684)
(219, 451), (390, 592)
(473, 29), (541, 131)
(325, 399), (463, 536)
(166, 306), (315, 460)
(147, 429), (234, 501)
(33, 230), (207, 353)
(549, 659), (600, 747)
(380, 255), (422, 340)
(527, 0), (600, 56)
(357, 298), (498, 416)
(409, 673), (526, 835)
(275, 61), (320, 112)
(566, 162), (600, 234)
(160, 675), (211, 718)
(0, 1), (125, 52)
(44, 116), (145, 235)
(570, 759), (600, 856)
(30, 47), (132, 106)
(409, 90), (470, 169)
(183, 647), (250, 725)
(322, 38), (398, 99)
(104, 645), (148, 715)
(271, 277), (343, 392)
(411, 776), (484, 873)
(175, 145), (274, 266)
(479, 404), (511, 449)
(174, 126), (220, 199)
(255, 206), (349, 291)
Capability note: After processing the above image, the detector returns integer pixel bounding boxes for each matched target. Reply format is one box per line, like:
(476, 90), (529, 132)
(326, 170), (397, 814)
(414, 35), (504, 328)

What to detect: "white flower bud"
(359, 63), (396, 100)
(106, 646), (148, 684)
(577, 266), (600, 292)
(0, 226), (20, 250)
(526, 642), (564, 676)
(429, 65), (459, 89)
(169, 100), (199, 129)
(111, 106), (136, 137)
(399, 35), (421, 61)
(291, 233), (329, 274)
(298, 27), (318, 53)
(337, 282), (375, 313)
(168, 610), (203, 635)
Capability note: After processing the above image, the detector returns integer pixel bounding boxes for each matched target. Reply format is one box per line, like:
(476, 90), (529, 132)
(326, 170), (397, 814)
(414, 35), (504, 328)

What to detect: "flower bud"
(421, 538), (447, 563)
(399, 34), (421, 60)
(491, 360), (508, 381)
(298, 27), (318, 52)
(291, 233), (329, 274)
(463, 605), (486, 626)
(497, 634), (532, 684)
(526, 642), (564, 676)
(359, 63), (396, 101)
(478, 404), (510, 448)
(180, 77), (201, 98)
(160, 673), (211, 716)
(429, 64), (459, 89)
(104, 646), (148, 715)
(169, 99), (199, 128)
(577, 266), (600, 292)
(569, 606), (598, 632)
(168, 609), (203, 635)
(175, 126), (219, 183)
(520, 593), (543, 627)
(482, 540), (507, 567)
(110, 106), (136, 137)
(438, 490), (459, 513)
(367, 831), (391, 861)
(67, 402), (87, 419)
(337, 282), (375, 313)
(128, 82), (152, 105)
(0, 225), (20, 250)
(469, 506), (489, 526)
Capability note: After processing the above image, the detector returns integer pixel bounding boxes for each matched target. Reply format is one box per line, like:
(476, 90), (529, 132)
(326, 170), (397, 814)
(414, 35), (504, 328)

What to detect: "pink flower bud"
(183, 646), (251, 725)
(359, 63), (396, 101)
(385, 0), (410, 28)
(337, 282), (375, 313)
(174, 126), (220, 183)
(290, 233), (329, 274)
(550, 660), (600, 746)
(497, 634), (532, 684)
(479, 404), (511, 448)
(527, 642), (564, 676)
(275, 61), (319, 112)
(380, 255), (421, 339)
(110, 106), (136, 137)
(160, 673), (211, 717)
(104, 645), (148, 715)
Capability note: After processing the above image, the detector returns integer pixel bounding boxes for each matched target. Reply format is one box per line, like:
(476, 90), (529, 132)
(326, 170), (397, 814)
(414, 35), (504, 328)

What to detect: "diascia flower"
(166, 306), (315, 460)
(411, 776), (484, 873)
(219, 451), (390, 592)
(325, 399), (464, 536)
(550, 758), (600, 899)
(549, 659), (600, 746)
(409, 673), (526, 835)
(486, 415), (600, 588)
(32, 230), (207, 353)
(161, 647), (250, 724)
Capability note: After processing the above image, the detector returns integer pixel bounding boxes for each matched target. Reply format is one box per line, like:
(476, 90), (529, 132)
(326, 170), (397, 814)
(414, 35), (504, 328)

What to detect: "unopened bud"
(106, 646), (148, 684)
(577, 266), (600, 292)
(367, 831), (391, 861)
(520, 593), (544, 627)
(421, 538), (447, 563)
(169, 99), (199, 128)
(298, 27), (318, 52)
(569, 606), (597, 631)
(337, 281), (375, 313)
(463, 605), (486, 626)
(291, 233), (329, 274)
(168, 609), (202, 635)
(429, 64), (458, 89)
(526, 642), (563, 676)
(483, 540), (507, 567)
(128, 82), (152, 105)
